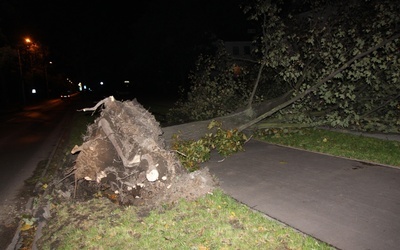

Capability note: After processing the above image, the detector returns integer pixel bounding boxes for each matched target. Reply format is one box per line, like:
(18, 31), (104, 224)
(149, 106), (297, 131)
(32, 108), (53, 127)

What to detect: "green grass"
(37, 190), (332, 250)
(255, 127), (400, 167)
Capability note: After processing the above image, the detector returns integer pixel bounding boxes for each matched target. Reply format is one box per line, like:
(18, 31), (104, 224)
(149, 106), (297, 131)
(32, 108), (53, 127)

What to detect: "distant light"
(100, 81), (104, 85)
(83, 85), (87, 90)
(124, 80), (130, 84)
(32, 88), (36, 94)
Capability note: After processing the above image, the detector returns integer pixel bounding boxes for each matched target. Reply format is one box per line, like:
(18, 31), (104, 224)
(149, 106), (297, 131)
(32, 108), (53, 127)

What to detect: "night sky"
(2, 0), (249, 93)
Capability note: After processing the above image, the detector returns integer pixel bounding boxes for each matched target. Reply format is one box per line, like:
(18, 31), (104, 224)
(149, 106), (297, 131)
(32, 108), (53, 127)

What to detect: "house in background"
(223, 28), (257, 76)
(224, 40), (253, 60)
(223, 27), (256, 59)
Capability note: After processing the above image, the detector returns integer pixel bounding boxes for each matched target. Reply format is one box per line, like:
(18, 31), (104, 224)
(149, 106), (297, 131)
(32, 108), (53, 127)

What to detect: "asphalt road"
(0, 97), (76, 248)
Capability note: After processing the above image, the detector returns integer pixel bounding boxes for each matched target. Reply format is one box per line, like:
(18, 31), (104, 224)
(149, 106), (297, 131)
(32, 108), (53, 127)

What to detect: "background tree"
(167, 42), (260, 125)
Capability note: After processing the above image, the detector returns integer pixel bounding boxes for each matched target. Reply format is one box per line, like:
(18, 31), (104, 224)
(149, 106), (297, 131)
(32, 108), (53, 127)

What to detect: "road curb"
(6, 110), (73, 250)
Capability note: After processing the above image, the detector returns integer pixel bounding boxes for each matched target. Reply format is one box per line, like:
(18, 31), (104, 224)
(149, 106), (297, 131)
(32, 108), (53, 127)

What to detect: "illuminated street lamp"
(18, 37), (51, 100)
(17, 37), (33, 105)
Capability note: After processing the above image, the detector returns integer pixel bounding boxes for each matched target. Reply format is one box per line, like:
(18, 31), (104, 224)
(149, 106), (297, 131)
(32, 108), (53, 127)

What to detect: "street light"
(17, 38), (35, 104)
(18, 37), (51, 100)
(16, 37), (35, 105)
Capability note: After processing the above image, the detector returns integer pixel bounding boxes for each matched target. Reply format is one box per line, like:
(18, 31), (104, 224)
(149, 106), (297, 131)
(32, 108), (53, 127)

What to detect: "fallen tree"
(166, 1), (400, 138)
(71, 96), (216, 207)
(162, 31), (400, 143)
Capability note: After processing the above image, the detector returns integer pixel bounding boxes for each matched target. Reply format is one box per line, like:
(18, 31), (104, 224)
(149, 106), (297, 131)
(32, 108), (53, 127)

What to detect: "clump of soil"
(60, 96), (218, 210)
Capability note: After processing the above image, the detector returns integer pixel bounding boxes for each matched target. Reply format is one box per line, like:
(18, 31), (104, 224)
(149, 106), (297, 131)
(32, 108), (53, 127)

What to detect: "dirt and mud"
(68, 96), (218, 208)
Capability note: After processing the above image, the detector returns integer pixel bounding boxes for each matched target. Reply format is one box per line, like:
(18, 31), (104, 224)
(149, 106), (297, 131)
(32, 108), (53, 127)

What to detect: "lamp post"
(17, 48), (26, 105)
(19, 37), (51, 100)
(17, 37), (34, 105)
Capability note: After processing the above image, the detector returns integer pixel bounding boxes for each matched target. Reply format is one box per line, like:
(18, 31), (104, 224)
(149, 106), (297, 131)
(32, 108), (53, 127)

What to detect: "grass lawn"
(255, 127), (400, 168)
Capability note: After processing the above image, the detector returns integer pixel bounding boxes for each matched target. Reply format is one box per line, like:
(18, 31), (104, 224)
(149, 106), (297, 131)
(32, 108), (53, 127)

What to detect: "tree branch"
(78, 96), (115, 114)
(238, 32), (400, 132)
(247, 63), (265, 109)
(360, 93), (400, 119)
(247, 12), (269, 109)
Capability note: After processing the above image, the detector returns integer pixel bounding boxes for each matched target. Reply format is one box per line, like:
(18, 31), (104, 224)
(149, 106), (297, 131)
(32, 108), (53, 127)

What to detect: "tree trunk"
(161, 90), (293, 144)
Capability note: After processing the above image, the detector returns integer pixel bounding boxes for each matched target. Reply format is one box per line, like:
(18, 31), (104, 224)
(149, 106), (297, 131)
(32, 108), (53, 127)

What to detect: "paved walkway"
(202, 139), (400, 250)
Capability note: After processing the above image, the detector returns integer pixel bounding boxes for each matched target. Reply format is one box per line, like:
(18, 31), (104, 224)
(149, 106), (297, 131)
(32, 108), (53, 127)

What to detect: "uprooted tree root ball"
(67, 96), (217, 208)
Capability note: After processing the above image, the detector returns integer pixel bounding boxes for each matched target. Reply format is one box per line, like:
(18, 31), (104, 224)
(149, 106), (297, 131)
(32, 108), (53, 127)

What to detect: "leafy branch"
(238, 32), (400, 132)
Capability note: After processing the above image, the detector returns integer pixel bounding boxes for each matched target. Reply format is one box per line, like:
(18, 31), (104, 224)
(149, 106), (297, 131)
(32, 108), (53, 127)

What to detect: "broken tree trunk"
(71, 96), (216, 206)
(161, 90), (294, 145)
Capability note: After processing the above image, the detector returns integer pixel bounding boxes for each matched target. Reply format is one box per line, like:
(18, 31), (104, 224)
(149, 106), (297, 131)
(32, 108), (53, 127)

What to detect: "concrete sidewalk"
(202, 139), (400, 250)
